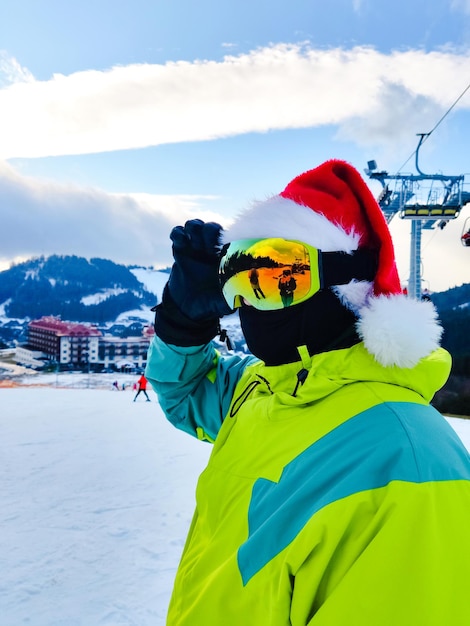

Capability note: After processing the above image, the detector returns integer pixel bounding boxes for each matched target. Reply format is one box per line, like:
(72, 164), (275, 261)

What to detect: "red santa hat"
(223, 159), (442, 368)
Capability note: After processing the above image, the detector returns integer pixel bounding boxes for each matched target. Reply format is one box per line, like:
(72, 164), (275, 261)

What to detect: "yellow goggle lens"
(219, 238), (320, 311)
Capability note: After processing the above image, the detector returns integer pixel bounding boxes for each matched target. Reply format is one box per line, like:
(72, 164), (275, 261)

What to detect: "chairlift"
(461, 217), (470, 247)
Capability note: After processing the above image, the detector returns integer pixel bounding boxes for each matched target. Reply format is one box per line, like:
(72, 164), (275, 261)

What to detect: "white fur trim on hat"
(223, 196), (360, 253)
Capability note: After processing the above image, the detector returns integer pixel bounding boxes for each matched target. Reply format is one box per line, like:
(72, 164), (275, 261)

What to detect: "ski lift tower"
(365, 134), (470, 299)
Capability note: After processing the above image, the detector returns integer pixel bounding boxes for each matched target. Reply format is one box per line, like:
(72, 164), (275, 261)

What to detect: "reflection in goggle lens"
(219, 238), (320, 311)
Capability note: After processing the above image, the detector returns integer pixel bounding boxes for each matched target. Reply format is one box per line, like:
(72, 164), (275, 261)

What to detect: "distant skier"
(248, 267), (265, 300)
(133, 374), (150, 402)
(277, 268), (297, 307)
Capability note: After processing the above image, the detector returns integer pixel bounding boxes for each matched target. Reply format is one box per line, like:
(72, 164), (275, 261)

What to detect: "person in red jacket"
(133, 374), (150, 402)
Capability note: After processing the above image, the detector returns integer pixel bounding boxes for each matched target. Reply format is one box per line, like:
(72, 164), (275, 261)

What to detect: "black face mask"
(238, 289), (361, 366)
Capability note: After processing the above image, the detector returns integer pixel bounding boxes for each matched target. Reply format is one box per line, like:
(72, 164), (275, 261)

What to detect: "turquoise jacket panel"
(145, 337), (256, 441)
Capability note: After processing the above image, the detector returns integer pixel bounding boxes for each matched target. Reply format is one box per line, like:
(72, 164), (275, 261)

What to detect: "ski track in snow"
(0, 384), (468, 625)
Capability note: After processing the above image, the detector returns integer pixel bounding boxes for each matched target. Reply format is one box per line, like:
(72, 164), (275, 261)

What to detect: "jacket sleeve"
(145, 335), (257, 442)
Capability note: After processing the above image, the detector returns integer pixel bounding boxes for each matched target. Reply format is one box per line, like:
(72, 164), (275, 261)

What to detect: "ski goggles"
(219, 237), (378, 312)
(219, 237), (321, 311)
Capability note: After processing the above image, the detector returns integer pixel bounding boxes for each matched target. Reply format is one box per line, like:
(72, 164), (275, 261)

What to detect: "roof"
(29, 316), (102, 337)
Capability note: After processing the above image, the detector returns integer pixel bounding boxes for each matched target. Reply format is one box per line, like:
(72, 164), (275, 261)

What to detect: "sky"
(1, 0), (470, 292)
(0, 381), (468, 624)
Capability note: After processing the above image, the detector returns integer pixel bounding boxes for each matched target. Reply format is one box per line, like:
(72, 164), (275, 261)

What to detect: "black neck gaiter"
(238, 289), (361, 366)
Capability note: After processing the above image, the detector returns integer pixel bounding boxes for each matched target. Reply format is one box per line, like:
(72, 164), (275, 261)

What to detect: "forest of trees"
(430, 286), (470, 415)
(0, 255), (156, 322)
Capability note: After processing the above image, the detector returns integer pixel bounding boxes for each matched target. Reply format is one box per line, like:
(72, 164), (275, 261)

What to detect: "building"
(15, 346), (48, 369)
(99, 334), (151, 370)
(18, 316), (154, 371)
(26, 316), (102, 368)
(99, 324), (154, 370)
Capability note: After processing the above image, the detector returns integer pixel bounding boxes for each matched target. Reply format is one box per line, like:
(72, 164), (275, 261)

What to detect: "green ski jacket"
(146, 336), (470, 625)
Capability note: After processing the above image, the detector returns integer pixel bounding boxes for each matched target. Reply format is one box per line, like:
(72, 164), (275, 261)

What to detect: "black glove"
(154, 219), (233, 346)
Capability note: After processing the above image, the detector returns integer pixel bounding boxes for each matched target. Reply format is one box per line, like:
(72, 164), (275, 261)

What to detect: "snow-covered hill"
(0, 256), (160, 328)
(129, 267), (168, 302)
(0, 257), (173, 346)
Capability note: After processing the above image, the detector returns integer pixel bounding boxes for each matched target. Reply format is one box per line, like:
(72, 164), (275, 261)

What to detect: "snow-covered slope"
(130, 268), (169, 301)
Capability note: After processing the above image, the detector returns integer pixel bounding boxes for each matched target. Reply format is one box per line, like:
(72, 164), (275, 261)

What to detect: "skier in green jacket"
(146, 159), (470, 625)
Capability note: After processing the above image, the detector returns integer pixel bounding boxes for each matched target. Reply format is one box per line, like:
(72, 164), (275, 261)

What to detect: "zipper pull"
(292, 368), (308, 397)
(218, 324), (233, 351)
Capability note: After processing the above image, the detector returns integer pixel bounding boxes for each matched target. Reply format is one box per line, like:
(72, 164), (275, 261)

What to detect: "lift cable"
(397, 79), (470, 173)
(422, 226), (439, 251)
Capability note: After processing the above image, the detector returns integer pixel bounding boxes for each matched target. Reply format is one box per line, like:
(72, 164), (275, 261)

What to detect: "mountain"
(0, 255), (170, 347)
(431, 283), (470, 369)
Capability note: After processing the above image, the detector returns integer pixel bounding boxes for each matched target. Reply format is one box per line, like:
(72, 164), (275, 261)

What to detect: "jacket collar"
(246, 343), (451, 405)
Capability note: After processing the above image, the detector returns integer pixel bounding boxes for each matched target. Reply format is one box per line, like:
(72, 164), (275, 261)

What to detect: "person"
(133, 374), (150, 402)
(278, 268), (297, 307)
(462, 228), (470, 246)
(248, 266), (265, 299)
(146, 159), (470, 625)
(421, 287), (431, 302)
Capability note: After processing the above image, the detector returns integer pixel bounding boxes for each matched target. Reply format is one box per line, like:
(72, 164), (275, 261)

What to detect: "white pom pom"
(356, 294), (443, 368)
(333, 280), (374, 315)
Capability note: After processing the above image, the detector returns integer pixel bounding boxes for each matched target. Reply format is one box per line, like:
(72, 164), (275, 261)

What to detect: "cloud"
(0, 161), (229, 269)
(0, 51), (33, 88)
(336, 81), (443, 146)
(2, 45), (470, 159)
(450, 0), (470, 14)
(352, 0), (365, 13)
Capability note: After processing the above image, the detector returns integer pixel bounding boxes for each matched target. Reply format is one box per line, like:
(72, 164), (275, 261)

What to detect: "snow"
(0, 297), (12, 318)
(114, 308), (155, 325)
(78, 267), (169, 314)
(80, 288), (127, 306)
(0, 381), (210, 625)
(97, 268), (171, 324)
(130, 268), (168, 301)
(25, 268), (41, 280)
(0, 379), (468, 625)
